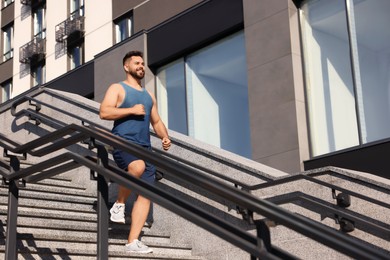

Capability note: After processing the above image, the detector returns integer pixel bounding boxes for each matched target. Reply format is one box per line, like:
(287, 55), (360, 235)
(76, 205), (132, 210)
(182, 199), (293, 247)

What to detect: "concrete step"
(0, 246), (205, 259)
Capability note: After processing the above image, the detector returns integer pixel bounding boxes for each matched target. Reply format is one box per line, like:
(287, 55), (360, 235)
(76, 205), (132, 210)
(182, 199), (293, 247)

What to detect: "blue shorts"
(112, 147), (156, 183)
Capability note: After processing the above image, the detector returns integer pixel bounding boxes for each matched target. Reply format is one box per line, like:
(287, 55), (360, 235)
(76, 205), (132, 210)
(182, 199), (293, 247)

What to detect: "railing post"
(5, 156), (20, 260)
(96, 145), (109, 260)
(251, 220), (271, 260)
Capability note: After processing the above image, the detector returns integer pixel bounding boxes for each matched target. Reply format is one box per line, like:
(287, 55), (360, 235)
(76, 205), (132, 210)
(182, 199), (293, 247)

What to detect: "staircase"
(0, 171), (204, 259)
(0, 87), (389, 259)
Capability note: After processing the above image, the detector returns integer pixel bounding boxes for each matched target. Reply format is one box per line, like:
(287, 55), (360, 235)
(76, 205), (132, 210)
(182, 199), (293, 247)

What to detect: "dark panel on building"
(112, 0), (144, 20)
(46, 61), (94, 98)
(133, 0), (203, 33)
(304, 140), (390, 180)
(0, 58), (13, 83)
(147, 0), (244, 69)
(1, 2), (14, 27)
(94, 33), (146, 103)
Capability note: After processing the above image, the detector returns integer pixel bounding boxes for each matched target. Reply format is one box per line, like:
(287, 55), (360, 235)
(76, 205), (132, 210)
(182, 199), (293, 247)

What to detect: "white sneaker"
(109, 202), (125, 223)
(125, 239), (153, 253)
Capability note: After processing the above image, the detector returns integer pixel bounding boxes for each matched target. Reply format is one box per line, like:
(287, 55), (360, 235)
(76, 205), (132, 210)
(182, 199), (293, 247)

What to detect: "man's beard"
(129, 69), (145, 80)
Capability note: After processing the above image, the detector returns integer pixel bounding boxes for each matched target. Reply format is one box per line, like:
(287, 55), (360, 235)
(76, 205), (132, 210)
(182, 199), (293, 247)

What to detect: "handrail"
(9, 98), (390, 215)
(1, 118), (389, 259)
(2, 90), (389, 258)
(252, 172), (390, 210)
(268, 191), (390, 241)
(0, 124), (290, 259)
(11, 89), (274, 184)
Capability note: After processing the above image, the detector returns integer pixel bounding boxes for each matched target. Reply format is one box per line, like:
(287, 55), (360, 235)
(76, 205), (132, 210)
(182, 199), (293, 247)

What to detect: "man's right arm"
(99, 84), (145, 120)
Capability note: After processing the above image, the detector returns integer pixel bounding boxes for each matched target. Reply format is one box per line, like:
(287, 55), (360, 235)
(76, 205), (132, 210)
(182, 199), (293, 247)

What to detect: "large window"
(33, 6), (46, 39)
(1, 80), (12, 103)
(114, 14), (132, 44)
(2, 24), (13, 62)
(156, 31), (252, 158)
(300, 0), (390, 156)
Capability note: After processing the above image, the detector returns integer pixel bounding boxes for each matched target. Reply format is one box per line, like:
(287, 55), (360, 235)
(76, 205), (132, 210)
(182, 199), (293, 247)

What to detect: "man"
(99, 50), (171, 253)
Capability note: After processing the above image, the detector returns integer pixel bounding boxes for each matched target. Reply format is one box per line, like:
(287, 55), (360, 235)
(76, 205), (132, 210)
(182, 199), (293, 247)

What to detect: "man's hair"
(123, 50), (143, 65)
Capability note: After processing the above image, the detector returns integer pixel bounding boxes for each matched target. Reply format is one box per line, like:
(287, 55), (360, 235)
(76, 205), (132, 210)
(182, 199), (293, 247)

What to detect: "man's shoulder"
(108, 82), (124, 92)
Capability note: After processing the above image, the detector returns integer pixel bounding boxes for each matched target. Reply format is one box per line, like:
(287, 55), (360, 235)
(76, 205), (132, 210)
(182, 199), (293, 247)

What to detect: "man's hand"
(162, 137), (171, 151)
(131, 104), (145, 115)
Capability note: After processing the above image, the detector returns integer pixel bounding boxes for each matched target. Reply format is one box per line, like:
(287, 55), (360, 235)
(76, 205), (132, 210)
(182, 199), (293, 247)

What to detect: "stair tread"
(0, 245), (205, 259)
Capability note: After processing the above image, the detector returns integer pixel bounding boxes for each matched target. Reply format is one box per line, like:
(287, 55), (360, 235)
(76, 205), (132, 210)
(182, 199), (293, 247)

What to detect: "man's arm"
(99, 83), (145, 120)
(149, 91), (171, 151)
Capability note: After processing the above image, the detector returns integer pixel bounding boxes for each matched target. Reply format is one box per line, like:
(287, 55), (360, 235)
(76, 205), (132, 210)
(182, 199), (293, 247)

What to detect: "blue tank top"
(111, 82), (153, 146)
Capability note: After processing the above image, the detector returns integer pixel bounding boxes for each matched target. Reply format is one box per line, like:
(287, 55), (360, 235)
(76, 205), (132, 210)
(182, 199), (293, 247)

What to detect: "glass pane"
(32, 64), (46, 87)
(156, 59), (188, 135)
(301, 0), (359, 156)
(3, 26), (13, 61)
(70, 46), (80, 69)
(71, 0), (84, 16)
(34, 8), (45, 38)
(185, 31), (251, 158)
(115, 18), (131, 43)
(352, 0), (390, 143)
(1, 82), (12, 103)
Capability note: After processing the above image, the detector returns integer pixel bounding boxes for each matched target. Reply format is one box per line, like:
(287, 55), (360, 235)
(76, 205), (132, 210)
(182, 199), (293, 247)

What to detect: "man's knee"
(128, 160), (145, 177)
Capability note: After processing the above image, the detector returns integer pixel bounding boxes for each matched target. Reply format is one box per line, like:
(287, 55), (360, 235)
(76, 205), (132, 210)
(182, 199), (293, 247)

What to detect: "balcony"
(19, 37), (46, 64)
(55, 14), (85, 47)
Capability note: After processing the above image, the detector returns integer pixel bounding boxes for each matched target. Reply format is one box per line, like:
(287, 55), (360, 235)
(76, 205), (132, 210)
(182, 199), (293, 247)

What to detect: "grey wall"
(1, 1), (14, 26)
(0, 58), (13, 84)
(243, 0), (309, 173)
(94, 33), (147, 103)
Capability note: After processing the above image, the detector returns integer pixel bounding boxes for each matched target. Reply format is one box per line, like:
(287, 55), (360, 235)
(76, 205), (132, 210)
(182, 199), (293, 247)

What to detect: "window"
(115, 14), (133, 44)
(2, 24), (13, 62)
(156, 31), (252, 158)
(300, 0), (390, 156)
(33, 6), (46, 39)
(69, 44), (84, 69)
(70, 0), (84, 17)
(32, 63), (45, 87)
(1, 80), (12, 103)
(3, 0), (13, 8)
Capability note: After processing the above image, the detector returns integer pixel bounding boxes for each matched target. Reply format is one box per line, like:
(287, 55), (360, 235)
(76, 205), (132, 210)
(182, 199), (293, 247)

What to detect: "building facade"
(1, 0), (389, 178)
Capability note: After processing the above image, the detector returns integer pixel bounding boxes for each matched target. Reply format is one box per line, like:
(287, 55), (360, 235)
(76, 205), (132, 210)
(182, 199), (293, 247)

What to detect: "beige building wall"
(13, 1), (32, 96)
(84, 0), (112, 62)
(46, 0), (67, 82)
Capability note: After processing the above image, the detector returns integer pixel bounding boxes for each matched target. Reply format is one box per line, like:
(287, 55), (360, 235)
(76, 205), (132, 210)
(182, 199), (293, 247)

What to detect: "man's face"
(125, 56), (145, 80)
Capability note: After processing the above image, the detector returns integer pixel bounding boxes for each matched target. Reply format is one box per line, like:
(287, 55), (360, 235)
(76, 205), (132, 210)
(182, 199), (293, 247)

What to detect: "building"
(1, 0), (389, 179)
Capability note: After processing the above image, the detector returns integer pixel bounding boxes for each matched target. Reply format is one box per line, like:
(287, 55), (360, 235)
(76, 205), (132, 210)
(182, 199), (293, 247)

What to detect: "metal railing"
(19, 37), (46, 64)
(55, 14), (85, 45)
(0, 89), (389, 259)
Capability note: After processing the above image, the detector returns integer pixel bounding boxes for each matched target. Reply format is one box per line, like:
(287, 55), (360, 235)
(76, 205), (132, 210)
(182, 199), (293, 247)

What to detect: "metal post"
(5, 156), (20, 260)
(96, 145), (109, 260)
(251, 220), (271, 260)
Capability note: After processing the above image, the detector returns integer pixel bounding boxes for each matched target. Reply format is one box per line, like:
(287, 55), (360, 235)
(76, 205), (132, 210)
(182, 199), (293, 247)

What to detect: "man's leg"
(110, 160), (145, 223)
(124, 160), (154, 254)
(128, 195), (150, 242)
(116, 159), (145, 203)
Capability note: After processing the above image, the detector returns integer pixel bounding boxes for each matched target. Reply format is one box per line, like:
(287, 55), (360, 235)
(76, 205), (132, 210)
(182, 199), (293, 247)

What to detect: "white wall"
(45, 0), (67, 82)
(84, 0), (112, 61)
